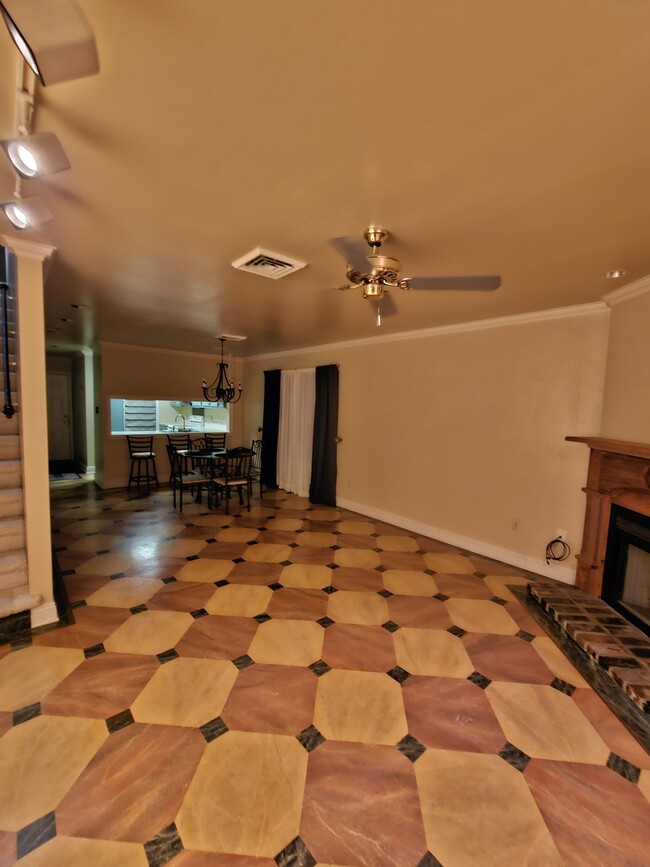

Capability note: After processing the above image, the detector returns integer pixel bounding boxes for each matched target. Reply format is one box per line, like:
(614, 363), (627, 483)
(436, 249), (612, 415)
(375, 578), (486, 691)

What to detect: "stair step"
(0, 460), (21, 489)
(0, 414), (19, 435)
(0, 487), (23, 519)
(0, 550), (28, 590)
(0, 586), (41, 618)
(0, 517), (25, 553)
(0, 435), (19, 461)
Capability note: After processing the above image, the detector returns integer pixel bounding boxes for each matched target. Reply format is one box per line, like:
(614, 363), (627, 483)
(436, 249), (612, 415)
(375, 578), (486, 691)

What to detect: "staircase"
(0, 276), (40, 618)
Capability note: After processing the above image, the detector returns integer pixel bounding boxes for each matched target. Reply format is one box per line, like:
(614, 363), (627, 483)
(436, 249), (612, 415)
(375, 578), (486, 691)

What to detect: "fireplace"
(602, 504), (650, 637)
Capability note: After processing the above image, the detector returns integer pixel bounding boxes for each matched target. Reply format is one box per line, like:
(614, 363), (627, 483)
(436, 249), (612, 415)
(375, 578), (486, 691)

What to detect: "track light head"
(1, 133), (70, 178)
(0, 0), (99, 86)
(1, 196), (53, 230)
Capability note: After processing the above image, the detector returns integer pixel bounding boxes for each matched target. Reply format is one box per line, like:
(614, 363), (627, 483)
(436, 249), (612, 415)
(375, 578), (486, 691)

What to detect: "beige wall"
(244, 307), (610, 580)
(99, 343), (244, 487)
(600, 288), (650, 442)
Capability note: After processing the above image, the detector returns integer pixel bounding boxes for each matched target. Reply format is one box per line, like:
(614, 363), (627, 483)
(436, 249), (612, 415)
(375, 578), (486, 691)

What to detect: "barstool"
(126, 435), (159, 490)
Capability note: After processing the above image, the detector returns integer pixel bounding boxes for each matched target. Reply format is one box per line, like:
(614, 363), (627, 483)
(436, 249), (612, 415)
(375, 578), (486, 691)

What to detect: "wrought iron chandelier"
(202, 337), (242, 404)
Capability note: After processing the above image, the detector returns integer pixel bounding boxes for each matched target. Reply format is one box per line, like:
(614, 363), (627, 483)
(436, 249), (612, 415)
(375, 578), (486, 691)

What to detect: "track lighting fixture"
(1, 197), (53, 230)
(0, 132), (70, 179)
(0, 0), (99, 86)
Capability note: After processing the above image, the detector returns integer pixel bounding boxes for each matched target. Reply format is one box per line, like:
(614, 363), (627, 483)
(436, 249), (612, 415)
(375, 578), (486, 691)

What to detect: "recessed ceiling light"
(0, 133), (70, 178)
(603, 270), (628, 279)
(217, 334), (247, 341)
(1, 196), (53, 229)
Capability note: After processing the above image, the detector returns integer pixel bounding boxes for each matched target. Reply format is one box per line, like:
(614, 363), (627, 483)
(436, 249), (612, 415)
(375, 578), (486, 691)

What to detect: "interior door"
(46, 372), (73, 460)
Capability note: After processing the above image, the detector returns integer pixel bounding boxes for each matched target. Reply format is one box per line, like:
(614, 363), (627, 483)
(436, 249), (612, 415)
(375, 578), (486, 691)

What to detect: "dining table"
(178, 447), (226, 508)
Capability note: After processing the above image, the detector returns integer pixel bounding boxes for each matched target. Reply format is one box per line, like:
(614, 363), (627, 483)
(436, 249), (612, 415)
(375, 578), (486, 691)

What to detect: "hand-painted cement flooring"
(0, 483), (648, 866)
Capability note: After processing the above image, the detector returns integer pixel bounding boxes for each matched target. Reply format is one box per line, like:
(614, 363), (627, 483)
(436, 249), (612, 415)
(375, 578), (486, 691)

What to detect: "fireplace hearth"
(603, 504), (650, 637)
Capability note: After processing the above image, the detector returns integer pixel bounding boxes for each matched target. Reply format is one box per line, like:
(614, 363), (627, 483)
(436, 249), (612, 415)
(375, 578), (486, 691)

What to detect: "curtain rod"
(265, 364), (339, 372)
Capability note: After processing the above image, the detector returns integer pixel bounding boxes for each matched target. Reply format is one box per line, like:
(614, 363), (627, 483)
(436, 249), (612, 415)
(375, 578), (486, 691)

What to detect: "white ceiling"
(1, 0), (650, 357)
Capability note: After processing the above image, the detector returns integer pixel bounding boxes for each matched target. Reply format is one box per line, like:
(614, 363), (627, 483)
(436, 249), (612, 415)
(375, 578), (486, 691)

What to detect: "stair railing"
(1, 281), (15, 419)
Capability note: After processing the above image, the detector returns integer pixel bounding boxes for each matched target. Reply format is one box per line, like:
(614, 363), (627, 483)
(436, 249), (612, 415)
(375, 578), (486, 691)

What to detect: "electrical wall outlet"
(555, 529), (567, 541)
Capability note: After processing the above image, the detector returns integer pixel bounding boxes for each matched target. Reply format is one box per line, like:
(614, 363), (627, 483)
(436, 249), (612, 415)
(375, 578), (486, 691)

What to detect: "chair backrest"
(223, 448), (253, 481)
(251, 439), (262, 470)
(205, 433), (226, 450)
(127, 435), (154, 457)
(167, 433), (192, 450)
(166, 444), (183, 480)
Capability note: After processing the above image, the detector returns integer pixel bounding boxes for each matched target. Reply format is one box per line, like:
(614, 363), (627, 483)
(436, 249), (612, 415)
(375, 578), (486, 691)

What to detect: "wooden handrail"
(1, 282), (15, 419)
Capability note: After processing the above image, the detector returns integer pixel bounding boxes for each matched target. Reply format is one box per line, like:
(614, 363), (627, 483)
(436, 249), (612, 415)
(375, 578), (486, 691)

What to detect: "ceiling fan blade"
(330, 236), (369, 273)
(404, 275), (501, 291)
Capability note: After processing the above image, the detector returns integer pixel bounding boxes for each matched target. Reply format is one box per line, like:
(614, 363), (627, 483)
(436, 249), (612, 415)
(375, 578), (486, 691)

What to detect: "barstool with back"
(126, 435), (159, 491)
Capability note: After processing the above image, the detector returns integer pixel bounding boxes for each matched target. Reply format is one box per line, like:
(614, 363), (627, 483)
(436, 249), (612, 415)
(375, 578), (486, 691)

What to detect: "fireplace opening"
(602, 504), (650, 638)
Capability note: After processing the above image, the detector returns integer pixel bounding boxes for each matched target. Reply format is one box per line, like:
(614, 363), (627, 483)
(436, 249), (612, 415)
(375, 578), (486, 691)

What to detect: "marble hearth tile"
(56, 723), (206, 843)
(570, 688), (650, 770)
(18, 836), (148, 867)
(221, 663), (317, 735)
(531, 636), (589, 687)
(376, 535), (419, 552)
(313, 669), (407, 745)
(243, 543), (292, 563)
(248, 620), (323, 667)
(382, 570), (438, 596)
(423, 552), (476, 574)
(394, 627), (474, 678)
(0, 715), (107, 830)
(85, 575), (163, 608)
(175, 558), (234, 583)
(131, 657), (237, 727)
(445, 598), (519, 635)
(176, 731), (307, 857)
(462, 633), (556, 684)
(402, 676), (506, 753)
(266, 588), (328, 621)
(32, 605), (130, 650)
(0, 645), (84, 711)
(204, 584), (272, 618)
(103, 610), (192, 656)
(300, 741), (427, 867)
(42, 652), (159, 719)
(279, 564), (332, 590)
(326, 590), (389, 626)
(146, 580), (216, 612)
(414, 749), (562, 866)
(216, 527), (260, 543)
(337, 520), (375, 535)
(76, 552), (134, 576)
(525, 759), (650, 866)
(486, 683), (610, 763)
(387, 596), (453, 630)
(333, 548), (380, 569)
(321, 623), (397, 673)
(175, 615), (258, 661)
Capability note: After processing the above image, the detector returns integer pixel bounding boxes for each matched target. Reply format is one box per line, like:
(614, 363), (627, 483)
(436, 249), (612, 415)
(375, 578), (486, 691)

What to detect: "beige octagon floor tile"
(0, 645), (84, 711)
(486, 682), (610, 763)
(216, 527), (260, 543)
(334, 549), (380, 569)
(382, 570), (438, 596)
(415, 750), (562, 866)
(0, 715), (108, 830)
(205, 584), (272, 617)
(531, 636), (589, 687)
(423, 553), (476, 574)
(394, 628), (474, 678)
(19, 836), (148, 867)
(270, 518), (304, 532)
(314, 670), (408, 745)
(280, 564), (332, 589)
(61, 518), (115, 534)
(445, 598), (519, 635)
(308, 510), (341, 521)
(243, 543), (292, 563)
(337, 521), (375, 536)
(376, 535), (419, 552)
(76, 552), (133, 576)
(131, 658), (237, 727)
(249, 620), (323, 667)
(297, 531), (337, 547)
(176, 731), (307, 857)
(65, 534), (125, 553)
(176, 558), (234, 583)
(159, 539), (207, 558)
(103, 610), (193, 655)
(190, 514), (235, 527)
(327, 590), (389, 626)
(85, 576), (163, 608)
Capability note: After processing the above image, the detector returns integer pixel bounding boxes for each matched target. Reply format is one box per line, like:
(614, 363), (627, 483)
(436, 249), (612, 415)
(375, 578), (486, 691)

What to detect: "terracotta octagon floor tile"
(297, 531), (337, 547)
(570, 688), (650, 770)
(330, 567), (384, 592)
(169, 853), (275, 866)
(204, 584), (272, 617)
(525, 759), (650, 866)
(175, 731), (307, 858)
(287, 546), (333, 566)
(394, 628), (474, 678)
(18, 836), (149, 867)
(531, 637), (589, 687)
(301, 741), (427, 867)
(266, 588), (328, 621)
(334, 533), (377, 551)
(0, 711), (11, 738)
(248, 620), (324, 667)
(333, 549), (380, 570)
(227, 562), (283, 585)
(326, 590), (389, 626)
(0, 645), (84, 711)
(243, 543), (293, 564)
(103, 610), (193, 656)
(146, 580), (216, 613)
(56, 723), (206, 843)
(434, 573), (495, 600)
(0, 832), (15, 866)
(382, 570), (438, 596)
(423, 552), (476, 574)
(462, 633), (556, 684)
(76, 552), (134, 576)
(387, 596), (452, 630)
(217, 527), (260, 543)
(175, 615), (259, 661)
(175, 558), (234, 584)
(64, 573), (112, 603)
(85, 575), (164, 609)
(321, 624), (397, 673)
(337, 520), (375, 536)
(445, 597), (519, 635)
(41, 652), (159, 719)
(402, 676), (506, 753)
(376, 535), (419, 553)
(31, 606), (130, 650)
(222, 663), (318, 735)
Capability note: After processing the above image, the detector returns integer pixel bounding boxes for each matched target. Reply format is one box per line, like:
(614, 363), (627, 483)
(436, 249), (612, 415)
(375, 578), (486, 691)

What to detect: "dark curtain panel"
(309, 364), (339, 506)
(261, 369), (281, 489)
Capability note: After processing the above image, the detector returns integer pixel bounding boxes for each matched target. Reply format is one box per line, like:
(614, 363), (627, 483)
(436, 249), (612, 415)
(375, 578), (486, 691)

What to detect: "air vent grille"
(231, 247), (307, 280)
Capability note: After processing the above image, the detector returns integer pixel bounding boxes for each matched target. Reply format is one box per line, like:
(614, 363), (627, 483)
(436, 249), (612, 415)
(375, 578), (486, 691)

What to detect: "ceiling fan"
(331, 227), (501, 325)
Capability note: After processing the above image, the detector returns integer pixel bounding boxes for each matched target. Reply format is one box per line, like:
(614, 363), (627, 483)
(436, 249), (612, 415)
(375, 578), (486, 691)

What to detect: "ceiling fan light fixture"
(1, 133), (70, 178)
(1, 196), (53, 229)
(0, 0), (99, 85)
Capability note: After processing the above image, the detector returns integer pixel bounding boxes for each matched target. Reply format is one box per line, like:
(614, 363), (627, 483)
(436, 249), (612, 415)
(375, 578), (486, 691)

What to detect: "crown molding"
(246, 302), (609, 363)
(97, 340), (236, 361)
(602, 274), (650, 307)
(1, 235), (56, 262)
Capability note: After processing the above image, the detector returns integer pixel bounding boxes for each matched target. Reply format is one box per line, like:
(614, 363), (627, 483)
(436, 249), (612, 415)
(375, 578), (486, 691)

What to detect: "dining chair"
(205, 433), (226, 450)
(212, 448), (253, 514)
(166, 444), (211, 511)
(166, 432), (192, 482)
(126, 435), (159, 491)
(248, 438), (263, 498)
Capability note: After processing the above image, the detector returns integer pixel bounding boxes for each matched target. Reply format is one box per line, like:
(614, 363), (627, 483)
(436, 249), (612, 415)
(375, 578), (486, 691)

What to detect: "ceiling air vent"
(231, 247), (307, 280)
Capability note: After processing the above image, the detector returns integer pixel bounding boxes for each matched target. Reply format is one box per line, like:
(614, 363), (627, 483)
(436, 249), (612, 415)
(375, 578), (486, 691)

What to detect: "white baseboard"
(336, 497), (576, 584)
(31, 600), (59, 628)
(84, 464), (96, 474)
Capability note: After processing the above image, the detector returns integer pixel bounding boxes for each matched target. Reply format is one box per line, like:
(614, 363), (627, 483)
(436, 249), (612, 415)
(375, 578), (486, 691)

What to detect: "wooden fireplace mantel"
(567, 436), (650, 596)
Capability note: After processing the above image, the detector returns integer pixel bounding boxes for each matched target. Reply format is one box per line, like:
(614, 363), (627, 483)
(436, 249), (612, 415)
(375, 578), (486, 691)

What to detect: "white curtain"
(277, 368), (316, 497)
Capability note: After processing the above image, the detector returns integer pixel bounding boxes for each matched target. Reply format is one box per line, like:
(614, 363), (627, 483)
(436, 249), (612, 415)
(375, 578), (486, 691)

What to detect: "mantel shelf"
(567, 436), (650, 461)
